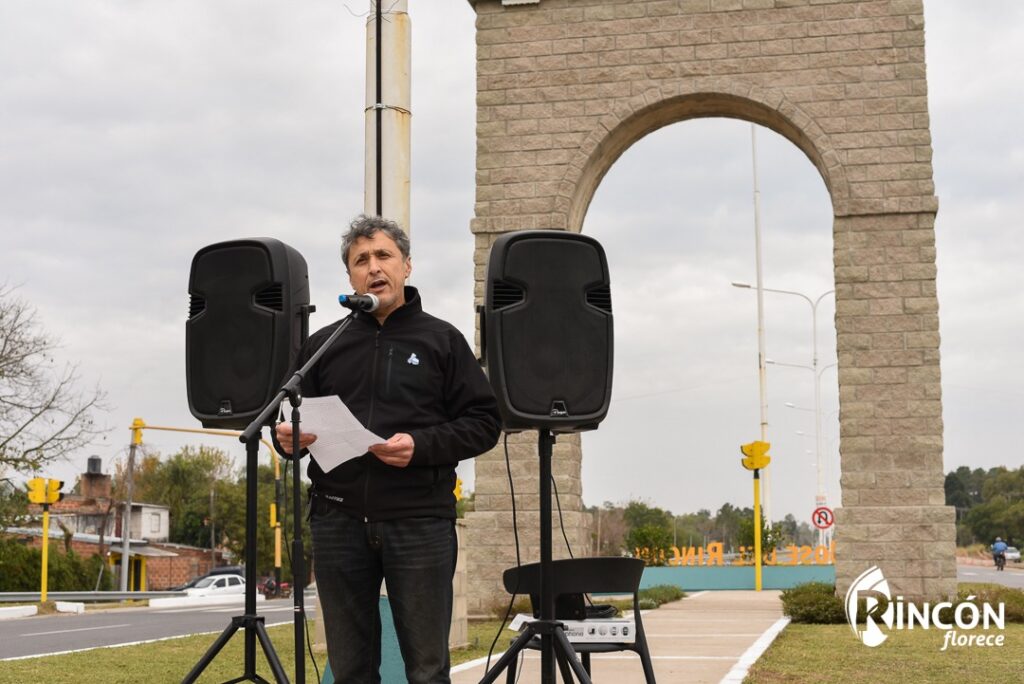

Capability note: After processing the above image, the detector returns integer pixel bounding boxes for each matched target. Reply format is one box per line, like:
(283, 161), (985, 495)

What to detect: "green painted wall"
(641, 565), (836, 591)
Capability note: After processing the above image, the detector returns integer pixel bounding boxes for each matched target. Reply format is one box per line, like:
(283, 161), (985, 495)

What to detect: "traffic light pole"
(40, 504), (50, 602)
(753, 470), (763, 592)
(740, 440), (771, 593)
(27, 477), (64, 602)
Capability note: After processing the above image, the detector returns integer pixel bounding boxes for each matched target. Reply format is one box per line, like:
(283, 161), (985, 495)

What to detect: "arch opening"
(566, 91), (847, 235)
(579, 116), (839, 537)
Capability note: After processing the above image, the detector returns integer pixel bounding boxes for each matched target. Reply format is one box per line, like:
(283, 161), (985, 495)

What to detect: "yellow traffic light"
(27, 477), (47, 504)
(45, 479), (65, 504)
(740, 441), (771, 471)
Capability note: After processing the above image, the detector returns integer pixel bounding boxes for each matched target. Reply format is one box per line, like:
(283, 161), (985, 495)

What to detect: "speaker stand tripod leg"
(552, 626), (592, 683)
(478, 625), (539, 684)
(255, 619), (291, 684)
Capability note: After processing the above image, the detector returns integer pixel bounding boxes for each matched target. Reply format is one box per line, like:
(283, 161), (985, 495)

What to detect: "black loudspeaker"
(481, 230), (613, 432)
(186, 238), (309, 429)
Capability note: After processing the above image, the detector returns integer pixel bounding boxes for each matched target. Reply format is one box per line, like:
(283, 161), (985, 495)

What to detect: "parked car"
(1006, 546), (1021, 563)
(184, 573), (246, 597)
(170, 566), (245, 592)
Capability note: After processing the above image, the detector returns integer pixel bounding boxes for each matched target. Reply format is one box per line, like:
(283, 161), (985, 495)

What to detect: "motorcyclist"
(992, 537), (1008, 570)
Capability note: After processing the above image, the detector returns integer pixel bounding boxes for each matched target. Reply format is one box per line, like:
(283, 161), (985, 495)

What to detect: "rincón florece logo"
(845, 565), (894, 647)
(845, 565), (1006, 651)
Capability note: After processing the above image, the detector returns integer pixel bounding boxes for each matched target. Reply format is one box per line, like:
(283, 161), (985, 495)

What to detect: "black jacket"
(294, 287), (500, 521)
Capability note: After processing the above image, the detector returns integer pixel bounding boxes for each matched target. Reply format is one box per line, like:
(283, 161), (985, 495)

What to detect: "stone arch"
(465, 0), (954, 614)
(555, 82), (850, 234)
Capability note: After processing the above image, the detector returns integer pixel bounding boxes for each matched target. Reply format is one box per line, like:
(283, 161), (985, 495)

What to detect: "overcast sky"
(1, 2), (1021, 524)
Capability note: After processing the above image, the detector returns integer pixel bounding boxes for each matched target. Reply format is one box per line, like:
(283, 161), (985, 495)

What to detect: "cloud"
(0, 1), (1020, 524)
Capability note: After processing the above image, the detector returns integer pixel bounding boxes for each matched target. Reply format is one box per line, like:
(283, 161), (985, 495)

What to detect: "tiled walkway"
(452, 590), (787, 683)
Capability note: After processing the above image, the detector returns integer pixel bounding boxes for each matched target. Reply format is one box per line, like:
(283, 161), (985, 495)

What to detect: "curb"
(149, 593), (265, 609)
(55, 601), (85, 614)
(0, 605), (38, 620)
(719, 616), (791, 683)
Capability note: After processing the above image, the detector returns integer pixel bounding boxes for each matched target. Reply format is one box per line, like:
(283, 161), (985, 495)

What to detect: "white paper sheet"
(296, 395), (384, 473)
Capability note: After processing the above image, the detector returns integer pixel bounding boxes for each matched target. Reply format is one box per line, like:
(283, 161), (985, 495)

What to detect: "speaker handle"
(300, 304), (316, 343)
(476, 304), (487, 366)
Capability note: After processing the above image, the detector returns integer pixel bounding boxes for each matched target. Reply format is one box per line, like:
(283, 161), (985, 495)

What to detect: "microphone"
(338, 293), (380, 312)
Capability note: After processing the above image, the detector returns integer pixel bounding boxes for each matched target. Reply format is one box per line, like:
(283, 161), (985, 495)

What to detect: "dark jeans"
(311, 507), (457, 684)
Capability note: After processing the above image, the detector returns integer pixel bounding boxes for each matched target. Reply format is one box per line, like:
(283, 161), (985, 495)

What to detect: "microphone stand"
(185, 310), (358, 684)
(239, 313), (358, 684)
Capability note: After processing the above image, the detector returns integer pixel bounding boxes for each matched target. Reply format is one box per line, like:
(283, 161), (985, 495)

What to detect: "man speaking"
(276, 214), (501, 683)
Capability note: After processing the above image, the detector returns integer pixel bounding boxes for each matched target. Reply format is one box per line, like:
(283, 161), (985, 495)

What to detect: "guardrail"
(0, 591), (186, 602)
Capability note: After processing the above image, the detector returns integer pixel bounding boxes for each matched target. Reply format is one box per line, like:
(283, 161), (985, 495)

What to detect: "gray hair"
(340, 214), (410, 271)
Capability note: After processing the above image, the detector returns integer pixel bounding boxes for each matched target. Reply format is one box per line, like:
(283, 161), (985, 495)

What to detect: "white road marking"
(647, 633), (764, 637)
(2, 619), (296, 661)
(21, 623), (131, 637)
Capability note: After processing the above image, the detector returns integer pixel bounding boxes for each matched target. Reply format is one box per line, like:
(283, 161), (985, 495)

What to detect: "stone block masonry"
(466, 0), (954, 609)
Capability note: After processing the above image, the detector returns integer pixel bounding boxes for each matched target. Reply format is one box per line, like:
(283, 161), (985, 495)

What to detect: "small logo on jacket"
(407, 353), (420, 366)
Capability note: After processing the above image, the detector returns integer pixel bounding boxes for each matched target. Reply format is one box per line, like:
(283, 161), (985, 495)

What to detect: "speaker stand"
(183, 429), (289, 684)
(478, 430), (592, 684)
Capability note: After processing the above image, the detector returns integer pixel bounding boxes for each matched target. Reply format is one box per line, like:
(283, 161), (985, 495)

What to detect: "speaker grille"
(586, 286), (612, 313)
(189, 294), (206, 319)
(490, 281), (525, 309)
(484, 232), (613, 433)
(254, 283), (284, 311)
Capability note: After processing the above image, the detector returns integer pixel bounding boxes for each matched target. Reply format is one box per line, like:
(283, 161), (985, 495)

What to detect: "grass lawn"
(0, 619), (508, 683)
(746, 623), (1024, 683)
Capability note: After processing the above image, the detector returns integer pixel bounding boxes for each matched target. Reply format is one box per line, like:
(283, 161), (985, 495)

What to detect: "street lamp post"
(734, 284), (835, 541)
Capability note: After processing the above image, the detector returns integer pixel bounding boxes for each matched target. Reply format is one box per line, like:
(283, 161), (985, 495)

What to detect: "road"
(0, 597), (316, 661)
(957, 563), (1024, 589)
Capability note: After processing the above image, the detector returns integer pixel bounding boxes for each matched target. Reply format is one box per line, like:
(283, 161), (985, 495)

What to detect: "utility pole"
(365, 0), (411, 231)
(750, 124), (772, 524)
(119, 418), (144, 592)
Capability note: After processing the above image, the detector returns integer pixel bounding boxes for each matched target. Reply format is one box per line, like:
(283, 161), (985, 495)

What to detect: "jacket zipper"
(385, 346), (394, 396)
(364, 328), (382, 522)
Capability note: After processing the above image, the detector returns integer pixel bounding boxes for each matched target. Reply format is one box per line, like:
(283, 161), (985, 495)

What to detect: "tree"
(0, 475), (29, 529)
(737, 516), (785, 554)
(715, 502), (749, 551)
(590, 501), (627, 556)
(627, 524), (674, 566)
(121, 445), (237, 548)
(119, 445), (312, 580)
(779, 513), (816, 547)
(0, 285), (106, 472)
(623, 500), (673, 530)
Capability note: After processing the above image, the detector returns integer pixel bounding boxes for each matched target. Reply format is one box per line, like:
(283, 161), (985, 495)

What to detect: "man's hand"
(275, 422), (318, 455)
(369, 433), (415, 468)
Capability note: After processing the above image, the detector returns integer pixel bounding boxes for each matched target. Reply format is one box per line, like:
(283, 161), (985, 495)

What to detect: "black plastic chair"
(502, 557), (657, 683)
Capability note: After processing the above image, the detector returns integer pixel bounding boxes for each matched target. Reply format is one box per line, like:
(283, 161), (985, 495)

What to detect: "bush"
(0, 537), (110, 592)
(781, 581), (1024, 626)
(956, 584), (1024, 623)
(485, 595), (533, 621)
(781, 582), (847, 624)
(639, 584), (685, 606)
